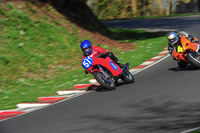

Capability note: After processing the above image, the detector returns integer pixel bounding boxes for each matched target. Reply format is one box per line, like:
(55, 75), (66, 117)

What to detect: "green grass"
(0, 3), (93, 110)
(193, 130), (200, 133)
(107, 29), (167, 68)
(0, 3), (167, 110)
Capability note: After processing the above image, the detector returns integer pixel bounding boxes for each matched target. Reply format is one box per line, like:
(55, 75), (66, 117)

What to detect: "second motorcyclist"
(167, 31), (199, 68)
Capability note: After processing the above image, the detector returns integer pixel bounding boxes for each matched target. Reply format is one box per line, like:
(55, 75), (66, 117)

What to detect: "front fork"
(98, 65), (115, 83)
(98, 65), (109, 78)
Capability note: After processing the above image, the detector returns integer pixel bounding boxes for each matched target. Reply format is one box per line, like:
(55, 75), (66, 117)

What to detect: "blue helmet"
(80, 40), (92, 56)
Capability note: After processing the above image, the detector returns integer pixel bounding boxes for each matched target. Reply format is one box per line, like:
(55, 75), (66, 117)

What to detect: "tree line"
(86, 0), (200, 19)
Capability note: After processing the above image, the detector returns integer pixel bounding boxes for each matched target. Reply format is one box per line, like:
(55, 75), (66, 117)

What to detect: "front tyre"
(121, 71), (135, 84)
(177, 60), (188, 68)
(93, 71), (116, 90)
(186, 52), (200, 68)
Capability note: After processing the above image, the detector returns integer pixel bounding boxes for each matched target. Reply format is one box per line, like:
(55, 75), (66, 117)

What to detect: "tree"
(166, 0), (171, 15)
(147, 0), (156, 16)
(185, 0), (191, 3)
(131, 0), (138, 17)
(121, 0), (129, 17)
(156, 0), (164, 15)
(87, 0), (92, 8)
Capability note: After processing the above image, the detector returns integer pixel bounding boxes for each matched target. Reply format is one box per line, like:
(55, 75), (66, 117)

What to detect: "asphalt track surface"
(1, 15), (200, 133)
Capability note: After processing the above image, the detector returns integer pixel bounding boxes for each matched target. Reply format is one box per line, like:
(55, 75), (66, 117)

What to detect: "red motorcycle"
(82, 52), (134, 90)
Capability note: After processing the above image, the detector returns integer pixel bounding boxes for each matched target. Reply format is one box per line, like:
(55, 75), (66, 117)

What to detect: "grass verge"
(193, 129), (200, 133)
(107, 29), (167, 69)
(0, 3), (168, 110)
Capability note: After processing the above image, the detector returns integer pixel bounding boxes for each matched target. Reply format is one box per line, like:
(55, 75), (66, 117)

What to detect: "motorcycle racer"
(80, 40), (126, 73)
(167, 31), (199, 68)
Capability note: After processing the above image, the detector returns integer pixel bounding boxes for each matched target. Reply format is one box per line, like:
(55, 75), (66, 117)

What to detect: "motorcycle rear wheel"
(186, 52), (200, 68)
(93, 71), (116, 90)
(121, 71), (135, 84)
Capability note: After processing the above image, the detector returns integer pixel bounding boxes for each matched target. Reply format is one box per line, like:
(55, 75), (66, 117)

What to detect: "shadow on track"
(168, 64), (199, 71)
(86, 81), (131, 92)
(76, 100), (200, 133)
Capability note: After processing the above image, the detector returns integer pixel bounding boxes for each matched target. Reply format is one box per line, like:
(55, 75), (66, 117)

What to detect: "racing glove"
(85, 70), (89, 75)
(187, 35), (199, 43)
(187, 35), (194, 41)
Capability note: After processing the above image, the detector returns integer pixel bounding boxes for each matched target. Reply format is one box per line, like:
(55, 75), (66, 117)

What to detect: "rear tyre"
(186, 52), (200, 68)
(93, 71), (116, 90)
(121, 71), (135, 84)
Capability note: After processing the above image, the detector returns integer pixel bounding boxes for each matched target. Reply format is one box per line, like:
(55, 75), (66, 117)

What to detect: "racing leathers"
(82, 46), (124, 74)
(168, 32), (199, 60)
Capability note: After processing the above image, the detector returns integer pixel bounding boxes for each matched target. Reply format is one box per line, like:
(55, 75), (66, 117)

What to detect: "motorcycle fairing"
(173, 36), (199, 61)
(85, 56), (123, 77)
(180, 36), (199, 52)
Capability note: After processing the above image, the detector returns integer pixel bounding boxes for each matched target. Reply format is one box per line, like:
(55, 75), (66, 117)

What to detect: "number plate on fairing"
(82, 56), (93, 69)
(177, 45), (183, 53)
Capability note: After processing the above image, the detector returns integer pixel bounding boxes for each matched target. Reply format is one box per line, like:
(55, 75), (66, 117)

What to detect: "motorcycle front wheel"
(177, 60), (188, 68)
(186, 52), (200, 68)
(93, 71), (116, 90)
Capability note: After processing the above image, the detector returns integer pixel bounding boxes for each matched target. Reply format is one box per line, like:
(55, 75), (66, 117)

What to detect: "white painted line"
(17, 103), (50, 109)
(89, 79), (98, 84)
(180, 127), (200, 133)
(152, 55), (165, 59)
(141, 61), (154, 65)
(0, 91), (90, 122)
(57, 90), (86, 95)
(59, 93), (83, 98)
(159, 50), (169, 54)
(16, 107), (43, 112)
(129, 69), (140, 73)
(133, 54), (170, 75)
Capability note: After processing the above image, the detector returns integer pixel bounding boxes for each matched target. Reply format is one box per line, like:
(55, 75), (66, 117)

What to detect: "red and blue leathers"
(82, 46), (106, 59)
(82, 46), (123, 73)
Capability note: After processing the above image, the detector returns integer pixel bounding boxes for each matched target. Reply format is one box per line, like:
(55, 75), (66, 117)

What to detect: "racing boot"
(119, 63), (126, 69)
(119, 63), (130, 78)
